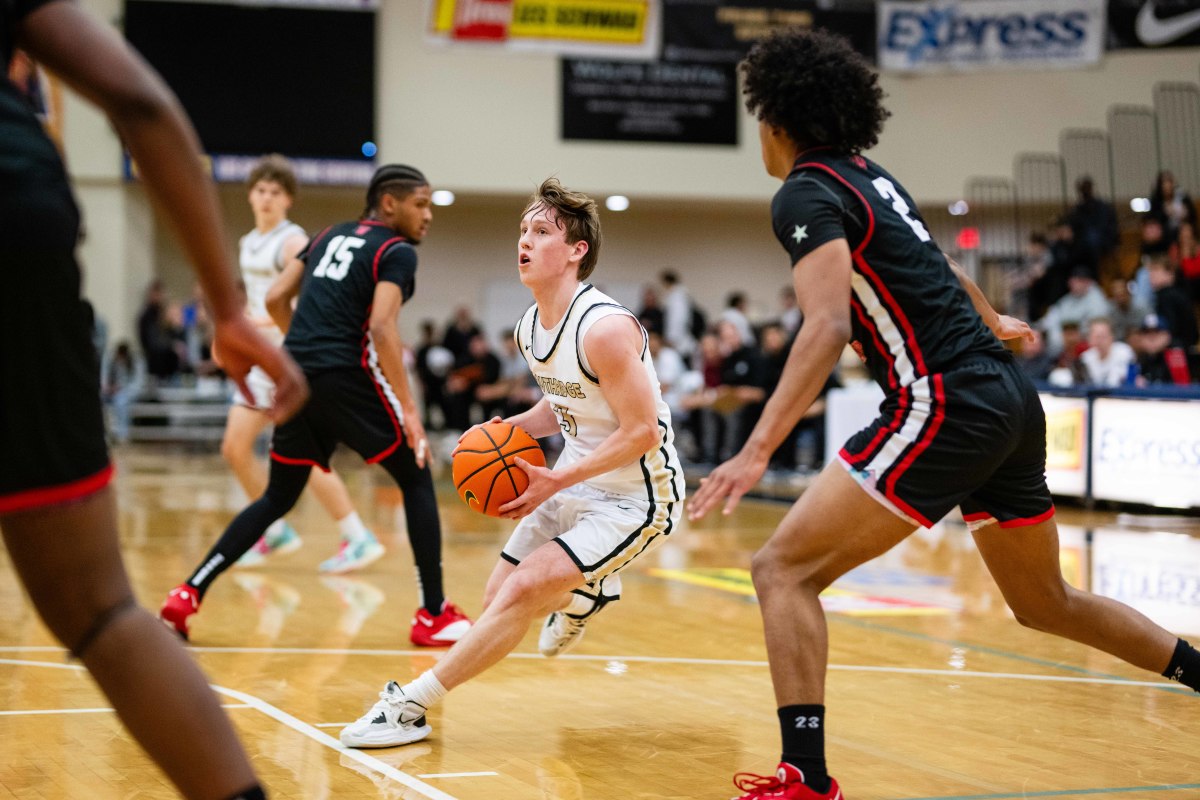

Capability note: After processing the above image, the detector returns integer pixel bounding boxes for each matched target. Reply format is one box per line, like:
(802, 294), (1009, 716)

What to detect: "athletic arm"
(499, 314), (659, 518)
(265, 257), (305, 334)
(368, 282), (429, 467)
(16, 0), (307, 420)
(946, 255), (1034, 344)
(689, 238), (853, 519)
(504, 398), (561, 440)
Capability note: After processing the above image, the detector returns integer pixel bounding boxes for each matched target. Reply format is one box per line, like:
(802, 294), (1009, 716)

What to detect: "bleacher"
(127, 381), (230, 443)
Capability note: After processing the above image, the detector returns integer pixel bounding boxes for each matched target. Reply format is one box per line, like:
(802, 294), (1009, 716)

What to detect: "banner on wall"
(560, 58), (739, 145)
(427, 0), (659, 58)
(877, 0), (1106, 73)
(1091, 397), (1200, 509)
(1040, 393), (1089, 498)
(1107, 0), (1200, 49)
(1092, 527), (1200, 635)
(660, 0), (877, 64)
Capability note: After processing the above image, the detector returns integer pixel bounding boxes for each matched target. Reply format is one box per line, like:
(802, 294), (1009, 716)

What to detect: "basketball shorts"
(838, 356), (1053, 530)
(500, 482), (681, 601)
(233, 365), (275, 411)
(0, 175), (112, 515)
(270, 367), (407, 470)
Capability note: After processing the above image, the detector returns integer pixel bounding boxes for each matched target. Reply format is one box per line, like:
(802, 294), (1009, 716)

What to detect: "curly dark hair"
(740, 28), (889, 156)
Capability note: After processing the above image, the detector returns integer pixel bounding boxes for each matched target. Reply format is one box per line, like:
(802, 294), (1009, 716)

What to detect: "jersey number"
(313, 235), (365, 281)
(871, 177), (931, 242)
(551, 403), (577, 437)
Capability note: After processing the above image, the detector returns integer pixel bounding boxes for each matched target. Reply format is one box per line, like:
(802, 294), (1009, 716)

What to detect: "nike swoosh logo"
(1136, 1), (1200, 45)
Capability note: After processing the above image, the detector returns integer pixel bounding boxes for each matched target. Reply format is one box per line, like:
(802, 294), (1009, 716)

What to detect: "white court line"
(418, 772), (499, 779)
(0, 646), (1171, 688)
(0, 703), (250, 717)
(0, 658), (458, 800)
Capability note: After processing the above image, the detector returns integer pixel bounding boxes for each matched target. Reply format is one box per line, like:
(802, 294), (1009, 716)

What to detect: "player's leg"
(222, 400), (300, 565)
(306, 466), (383, 574)
(160, 458), (312, 639)
(972, 516), (1198, 688)
(480, 557), (518, 610)
(2, 489), (262, 800)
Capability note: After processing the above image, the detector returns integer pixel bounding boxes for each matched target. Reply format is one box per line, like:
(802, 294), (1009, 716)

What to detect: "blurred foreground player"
(688, 28), (1200, 800)
(0, 1), (308, 797)
(161, 165), (471, 648)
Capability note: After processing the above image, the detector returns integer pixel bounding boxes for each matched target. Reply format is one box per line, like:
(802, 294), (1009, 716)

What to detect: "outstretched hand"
(687, 448), (770, 521)
(212, 316), (308, 423)
(497, 456), (560, 520)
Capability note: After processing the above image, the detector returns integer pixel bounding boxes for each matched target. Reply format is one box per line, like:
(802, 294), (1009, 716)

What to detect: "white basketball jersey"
(239, 220), (306, 340)
(515, 284), (684, 503)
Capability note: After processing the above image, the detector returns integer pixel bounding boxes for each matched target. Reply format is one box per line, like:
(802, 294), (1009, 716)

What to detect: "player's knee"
(751, 542), (819, 592)
(220, 435), (252, 467)
(1006, 584), (1073, 633)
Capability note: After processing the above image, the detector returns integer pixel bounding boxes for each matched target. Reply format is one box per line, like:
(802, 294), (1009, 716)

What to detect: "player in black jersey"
(2, 2), (307, 798)
(688, 29), (1200, 800)
(160, 165), (472, 648)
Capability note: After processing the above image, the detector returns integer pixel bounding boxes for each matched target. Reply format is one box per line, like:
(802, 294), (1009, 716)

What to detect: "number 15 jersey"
(285, 219), (418, 374)
(771, 147), (1006, 395)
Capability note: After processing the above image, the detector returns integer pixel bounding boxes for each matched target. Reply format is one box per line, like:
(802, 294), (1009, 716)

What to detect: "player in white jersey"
(223, 155), (384, 573)
(340, 177), (684, 748)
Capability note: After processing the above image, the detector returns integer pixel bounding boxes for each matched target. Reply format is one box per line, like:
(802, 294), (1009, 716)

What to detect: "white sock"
(564, 593), (597, 617)
(337, 511), (370, 543)
(265, 519), (287, 540)
(402, 669), (447, 710)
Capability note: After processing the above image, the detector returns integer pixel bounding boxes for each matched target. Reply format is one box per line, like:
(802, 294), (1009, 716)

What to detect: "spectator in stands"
(1139, 215), (1173, 259)
(719, 291), (756, 347)
(136, 279), (178, 380)
(636, 285), (664, 336)
(101, 341), (144, 443)
(1147, 256), (1199, 348)
(681, 331), (724, 463)
(1177, 221), (1200, 304)
(443, 332), (500, 430)
(1067, 176), (1118, 278)
(660, 269), (697, 364)
(1149, 170), (1197, 245)
(415, 319), (451, 430)
(777, 285), (801, 337)
(1079, 318), (1135, 387)
(699, 320), (767, 464)
(1021, 231), (1065, 322)
(1130, 313), (1177, 386)
(1105, 277), (1148, 342)
(1015, 328), (1054, 383)
(1047, 321), (1087, 387)
(1040, 266), (1109, 356)
(495, 335), (540, 419)
(647, 330), (691, 450)
(441, 305), (481, 362)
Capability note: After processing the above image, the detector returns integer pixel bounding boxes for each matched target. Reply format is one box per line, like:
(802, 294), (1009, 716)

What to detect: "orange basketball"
(452, 422), (546, 517)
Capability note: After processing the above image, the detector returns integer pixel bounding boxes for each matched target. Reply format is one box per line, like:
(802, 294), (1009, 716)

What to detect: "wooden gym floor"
(1, 444), (1197, 799)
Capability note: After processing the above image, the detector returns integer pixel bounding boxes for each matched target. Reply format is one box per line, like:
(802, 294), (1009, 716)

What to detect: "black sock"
(1163, 638), (1200, 692)
(778, 704), (829, 793)
(379, 449), (445, 614)
(187, 462), (308, 600)
(224, 785), (266, 800)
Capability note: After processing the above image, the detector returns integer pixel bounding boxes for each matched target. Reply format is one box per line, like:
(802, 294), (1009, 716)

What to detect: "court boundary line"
(893, 784), (1200, 799)
(0, 657), (458, 800)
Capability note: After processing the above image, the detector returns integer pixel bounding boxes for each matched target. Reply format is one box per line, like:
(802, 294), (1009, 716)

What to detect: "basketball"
(452, 421), (546, 517)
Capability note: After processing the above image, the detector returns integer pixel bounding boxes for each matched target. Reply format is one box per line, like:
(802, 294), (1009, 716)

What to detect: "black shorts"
(0, 176), (111, 514)
(270, 367), (408, 470)
(838, 356), (1053, 529)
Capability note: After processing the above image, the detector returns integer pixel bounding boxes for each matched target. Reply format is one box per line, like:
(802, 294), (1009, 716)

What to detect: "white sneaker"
(538, 610), (589, 657)
(340, 681), (432, 748)
(319, 536), (385, 574)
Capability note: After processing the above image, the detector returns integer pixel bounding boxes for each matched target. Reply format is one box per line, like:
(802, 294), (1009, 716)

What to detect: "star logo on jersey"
(792, 224), (809, 244)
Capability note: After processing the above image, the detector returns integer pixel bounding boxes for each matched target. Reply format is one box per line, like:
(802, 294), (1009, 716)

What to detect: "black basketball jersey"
(285, 219), (417, 373)
(771, 147), (1006, 394)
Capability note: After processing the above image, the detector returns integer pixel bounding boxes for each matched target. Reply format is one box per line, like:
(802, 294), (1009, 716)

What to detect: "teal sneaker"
(319, 534), (385, 574)
(236, 522), (302, 568)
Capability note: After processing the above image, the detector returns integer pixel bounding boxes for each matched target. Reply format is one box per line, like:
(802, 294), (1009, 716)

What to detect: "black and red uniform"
(271, 219), (418, 468)
(772, 147), (1053, 529)
(1, 0), (112, 514)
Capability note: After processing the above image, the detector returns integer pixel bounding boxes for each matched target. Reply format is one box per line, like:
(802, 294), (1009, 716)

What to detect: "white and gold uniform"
(234, 220), (306, 409)
(502, 284), (684, 602)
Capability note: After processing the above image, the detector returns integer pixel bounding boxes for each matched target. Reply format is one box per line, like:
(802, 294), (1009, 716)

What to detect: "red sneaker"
(732, 763), (843, 800)
(159, 584), (200, 641)
(410, 601), (472, 647)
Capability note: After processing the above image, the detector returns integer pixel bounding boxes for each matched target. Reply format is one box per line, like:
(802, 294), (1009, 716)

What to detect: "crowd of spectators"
(1014, 171), (1200, 389)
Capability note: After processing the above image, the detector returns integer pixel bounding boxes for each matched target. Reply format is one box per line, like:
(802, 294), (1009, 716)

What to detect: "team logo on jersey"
(535, 374), (587, 399)
(791, 224), (809, 244)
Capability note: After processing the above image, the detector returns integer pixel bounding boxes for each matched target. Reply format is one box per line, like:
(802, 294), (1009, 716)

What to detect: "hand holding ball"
(452, 422), (546, 517)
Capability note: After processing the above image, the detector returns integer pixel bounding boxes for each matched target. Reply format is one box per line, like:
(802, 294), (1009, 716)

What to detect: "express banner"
(661, 0), (876, 63)
(877, 0), (1107, 73)
(427, 0), (658, 58)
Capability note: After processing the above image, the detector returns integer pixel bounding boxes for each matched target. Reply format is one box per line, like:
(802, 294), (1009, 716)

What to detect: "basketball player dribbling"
(224, 154), (384, 573)
(1, 1), (308, 796)
(340, 178), (685, 749)
(160, 164), (471, 649)
(688, 28), (1200, 800)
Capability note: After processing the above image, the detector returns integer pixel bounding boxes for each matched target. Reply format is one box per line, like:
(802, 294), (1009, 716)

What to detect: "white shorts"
(500, 482), (681, 601)
(232, 365), (274, 411)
